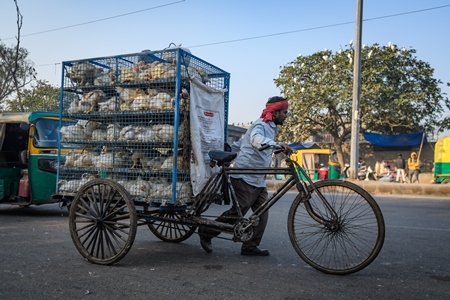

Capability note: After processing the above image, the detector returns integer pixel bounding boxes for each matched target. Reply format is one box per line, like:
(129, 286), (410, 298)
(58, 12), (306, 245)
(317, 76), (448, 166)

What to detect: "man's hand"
(278, 142), (291, 155)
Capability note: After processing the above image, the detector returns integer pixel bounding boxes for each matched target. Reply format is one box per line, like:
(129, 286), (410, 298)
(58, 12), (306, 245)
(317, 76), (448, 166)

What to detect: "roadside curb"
(267, 179), (450, 198)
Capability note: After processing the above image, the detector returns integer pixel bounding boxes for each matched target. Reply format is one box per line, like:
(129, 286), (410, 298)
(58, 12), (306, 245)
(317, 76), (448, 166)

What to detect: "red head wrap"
(260, 100), (289, 123)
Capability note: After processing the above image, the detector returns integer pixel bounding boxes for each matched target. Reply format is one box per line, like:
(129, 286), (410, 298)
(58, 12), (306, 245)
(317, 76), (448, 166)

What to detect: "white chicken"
(137, 61), (153, 81)
(148, 182), (167, 197)
(134, 126), (154, 142)
(149, 93), (172, 110)
(66, 62), (103, 86)
(60, 123), (86, 141)
(83, 121), (102, 139)
(129, 148), (161, 169)
(94, 68), (115, 85)
(150, 61), (171, 80)
(116, 87), (135, 111)
(161, 156), (182, 170)
(147, 88), (159, 97)
(153, 124), (174, 141)
(160, 156), (174, 170)
(91, 149), (131, 169)
(58, 179), (82, 193)
(79, 90), (105, 113)
(94, 152), (114, 168)
(98, 97), (119, 112)
(127, 176), (150, 197)
(91, 129), (107, 141)
(176, 182), (193, 199)
(118, 67), (138, 83)
(129, 91), (150, 111)
(72, 152), (95, 168)
(117, 179), (132, 192)
(145, 156), (165, 169)
(64, 150), (81, 167)
(67, 99), (80, 114)
(106, 123), (122, 141)
(161, 66), (176, 80)
(119, 125), (136, 141)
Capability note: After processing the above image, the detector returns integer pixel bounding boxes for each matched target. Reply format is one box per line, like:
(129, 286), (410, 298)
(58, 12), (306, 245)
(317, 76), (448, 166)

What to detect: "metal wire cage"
(57, 48), (230, 206)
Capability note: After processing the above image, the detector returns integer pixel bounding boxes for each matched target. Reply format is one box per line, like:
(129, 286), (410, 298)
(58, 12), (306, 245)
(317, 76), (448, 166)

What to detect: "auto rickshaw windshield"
(33, 119), (76, 148)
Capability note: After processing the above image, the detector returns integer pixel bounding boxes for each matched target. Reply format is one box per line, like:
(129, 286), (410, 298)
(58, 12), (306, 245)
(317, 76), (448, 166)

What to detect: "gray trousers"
(205, 177), (269, 250)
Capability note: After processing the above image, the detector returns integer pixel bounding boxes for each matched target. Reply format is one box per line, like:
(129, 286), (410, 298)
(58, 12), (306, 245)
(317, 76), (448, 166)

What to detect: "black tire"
(287, 180), (385, 275)
(69, 179), (137, 265)
(148, 211), (196, 242)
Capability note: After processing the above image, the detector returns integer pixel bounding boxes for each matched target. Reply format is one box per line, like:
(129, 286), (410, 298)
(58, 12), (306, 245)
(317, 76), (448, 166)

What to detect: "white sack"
(189, 77), (226, 195)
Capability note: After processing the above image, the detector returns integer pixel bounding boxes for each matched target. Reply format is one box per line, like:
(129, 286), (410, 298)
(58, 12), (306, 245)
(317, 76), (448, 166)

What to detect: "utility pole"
(350, 0), (363, 179)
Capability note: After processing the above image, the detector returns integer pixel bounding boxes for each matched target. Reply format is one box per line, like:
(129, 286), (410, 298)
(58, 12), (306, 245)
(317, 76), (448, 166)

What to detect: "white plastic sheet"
(189, 77), (226, 195)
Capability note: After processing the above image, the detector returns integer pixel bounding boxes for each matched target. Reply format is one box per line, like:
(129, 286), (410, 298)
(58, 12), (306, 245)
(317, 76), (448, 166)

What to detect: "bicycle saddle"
(208, 150), (237, 164)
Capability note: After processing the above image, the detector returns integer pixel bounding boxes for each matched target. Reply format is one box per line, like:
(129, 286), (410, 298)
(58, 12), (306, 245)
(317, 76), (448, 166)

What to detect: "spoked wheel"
(288, 180), (385, 275)
(69, 179), (137, 265)
(148, 211), (196, 243)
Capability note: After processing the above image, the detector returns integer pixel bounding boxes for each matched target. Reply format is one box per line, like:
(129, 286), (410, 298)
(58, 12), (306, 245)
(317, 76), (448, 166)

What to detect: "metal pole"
(349, 0), (363, 179)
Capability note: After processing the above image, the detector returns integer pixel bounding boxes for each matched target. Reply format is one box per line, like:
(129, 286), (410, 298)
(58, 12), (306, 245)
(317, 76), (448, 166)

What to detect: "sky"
(1, 0), (450, 128)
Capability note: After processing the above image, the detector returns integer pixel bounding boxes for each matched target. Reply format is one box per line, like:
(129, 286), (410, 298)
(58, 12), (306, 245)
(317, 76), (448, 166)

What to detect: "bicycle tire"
(148, 211), (196, 243)
(287, 180), (385, 275)
(69, 179), (137, 265)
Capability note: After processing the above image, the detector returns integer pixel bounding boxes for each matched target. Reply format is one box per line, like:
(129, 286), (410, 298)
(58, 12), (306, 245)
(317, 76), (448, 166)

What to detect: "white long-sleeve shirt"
(230, 118), (279, 187)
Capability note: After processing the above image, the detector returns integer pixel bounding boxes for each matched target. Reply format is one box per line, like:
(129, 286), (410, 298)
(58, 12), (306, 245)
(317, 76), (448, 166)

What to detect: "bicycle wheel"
(288, 180), (385, 275)
(69, 179), (137, 265)
(148, 211), (196, 242)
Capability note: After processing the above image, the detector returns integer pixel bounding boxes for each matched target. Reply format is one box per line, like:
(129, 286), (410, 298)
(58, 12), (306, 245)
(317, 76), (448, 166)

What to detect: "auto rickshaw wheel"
(147, 211), (196, 243)
(68, 179), (137, 265)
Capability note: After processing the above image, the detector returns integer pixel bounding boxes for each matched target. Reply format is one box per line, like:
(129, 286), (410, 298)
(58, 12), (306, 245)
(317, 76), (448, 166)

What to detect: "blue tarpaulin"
(363, 132), (426, 147)
(288, 142), (321, 150)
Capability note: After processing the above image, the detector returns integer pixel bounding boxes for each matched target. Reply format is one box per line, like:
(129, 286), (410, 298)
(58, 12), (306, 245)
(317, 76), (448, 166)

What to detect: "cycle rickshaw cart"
(56, 48), (385, 275)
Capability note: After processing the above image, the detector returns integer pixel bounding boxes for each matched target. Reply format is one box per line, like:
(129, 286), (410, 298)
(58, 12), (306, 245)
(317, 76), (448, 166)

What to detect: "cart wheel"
(69, 179), (137, 265)
(148, 211), (195, 243)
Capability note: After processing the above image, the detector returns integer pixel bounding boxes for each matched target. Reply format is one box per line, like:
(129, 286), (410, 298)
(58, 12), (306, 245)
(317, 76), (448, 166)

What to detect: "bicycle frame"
(187, 151), (340, 238)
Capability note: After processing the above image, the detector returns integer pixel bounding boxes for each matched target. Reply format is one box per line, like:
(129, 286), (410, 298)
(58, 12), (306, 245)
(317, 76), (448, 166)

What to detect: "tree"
(0, 1), (36, 105)
(0, 0), (36, 105)
(274, 42), (450, 167)
(6, 80), (60, 112)
(0, 42), (36, 102)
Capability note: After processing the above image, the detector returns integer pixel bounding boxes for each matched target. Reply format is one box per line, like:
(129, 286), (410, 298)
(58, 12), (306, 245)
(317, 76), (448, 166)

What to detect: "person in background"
(199, 96), (290, 256)
(358, 157), (366, 171)
(394, 154), (406, 183)
(408, 152), (420, 183)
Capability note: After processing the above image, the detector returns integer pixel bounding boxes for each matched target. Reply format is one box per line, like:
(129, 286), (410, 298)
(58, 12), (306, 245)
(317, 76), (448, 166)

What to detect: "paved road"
(1, 193), (449, 300)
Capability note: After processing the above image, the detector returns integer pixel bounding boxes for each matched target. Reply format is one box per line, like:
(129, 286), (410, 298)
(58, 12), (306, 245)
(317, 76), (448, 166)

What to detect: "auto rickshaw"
(290, 148), (341, 180)
(0, 112), (75, 206)
(433, 136), (450, 183)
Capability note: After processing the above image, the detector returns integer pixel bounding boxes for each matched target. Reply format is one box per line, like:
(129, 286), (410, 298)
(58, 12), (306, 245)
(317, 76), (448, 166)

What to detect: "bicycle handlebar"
(259, 143), (285, 154)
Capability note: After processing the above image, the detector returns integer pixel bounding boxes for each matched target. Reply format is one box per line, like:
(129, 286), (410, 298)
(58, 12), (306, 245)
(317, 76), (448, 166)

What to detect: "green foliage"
(274, 42), (450, 159)
(6, 80), (60, 112)
(0, 41), (36, 103)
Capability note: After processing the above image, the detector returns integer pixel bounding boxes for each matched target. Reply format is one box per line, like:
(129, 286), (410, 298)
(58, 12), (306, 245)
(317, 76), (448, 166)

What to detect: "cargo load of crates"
(57, 46), (230, 206)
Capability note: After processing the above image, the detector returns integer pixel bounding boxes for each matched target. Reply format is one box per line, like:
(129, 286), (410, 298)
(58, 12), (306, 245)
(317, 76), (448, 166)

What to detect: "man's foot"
(241, 247), (269, 256)
(199, 233), (213, 253)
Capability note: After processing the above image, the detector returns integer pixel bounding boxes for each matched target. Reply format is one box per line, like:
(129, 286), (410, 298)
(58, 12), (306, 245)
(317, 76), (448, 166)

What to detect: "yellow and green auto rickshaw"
(0, 112), (75, 207)
(290, 148), (341, 180)
(433, 136), (450, 184)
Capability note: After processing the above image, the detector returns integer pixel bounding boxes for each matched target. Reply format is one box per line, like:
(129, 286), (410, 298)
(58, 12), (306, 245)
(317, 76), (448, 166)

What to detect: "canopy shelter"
(363, 132), (426, 147)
